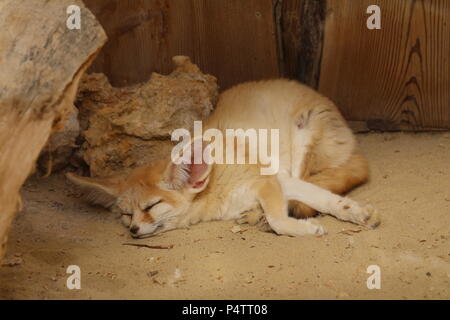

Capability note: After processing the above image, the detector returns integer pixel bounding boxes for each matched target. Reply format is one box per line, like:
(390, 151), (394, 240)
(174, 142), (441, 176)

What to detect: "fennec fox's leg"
(279, 176), (379, 229)
(289, 105), (369, 219)
(255, 179), (327, 236)
(289, 154), (369, 218)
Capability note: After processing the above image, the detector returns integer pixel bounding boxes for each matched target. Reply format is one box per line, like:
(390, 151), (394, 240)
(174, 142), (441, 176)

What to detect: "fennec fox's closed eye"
(66, 146), (213, 238)
(68, 79), (379, 238)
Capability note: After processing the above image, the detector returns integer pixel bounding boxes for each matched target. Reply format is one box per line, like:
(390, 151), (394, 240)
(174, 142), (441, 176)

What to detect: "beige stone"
(75, 56), (218, 177)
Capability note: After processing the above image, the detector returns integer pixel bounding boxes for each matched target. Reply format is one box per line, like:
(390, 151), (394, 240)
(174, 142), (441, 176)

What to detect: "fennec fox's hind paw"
(334, 198), (381, 229)
(236, 210), (265, 226)
(237, 210), (273, 232)
(361, 205), (381, 229)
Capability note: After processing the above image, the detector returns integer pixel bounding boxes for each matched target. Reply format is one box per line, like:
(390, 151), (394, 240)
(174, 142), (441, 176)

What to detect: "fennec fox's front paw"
(334, 198), (380, 229)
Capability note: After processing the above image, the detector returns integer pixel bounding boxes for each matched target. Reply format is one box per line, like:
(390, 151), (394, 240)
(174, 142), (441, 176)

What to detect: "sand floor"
(0, 133), (449, 300)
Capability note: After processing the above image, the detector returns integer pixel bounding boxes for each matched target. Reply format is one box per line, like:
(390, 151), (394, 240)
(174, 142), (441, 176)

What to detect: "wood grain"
(319, 0), (450, 130)
(84, 0), (280, 89)
(279, 0), (326, 88)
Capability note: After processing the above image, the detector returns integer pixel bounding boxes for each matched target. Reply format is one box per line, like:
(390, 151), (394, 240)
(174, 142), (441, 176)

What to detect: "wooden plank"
(84, 0), (280, 89)
(319, 0), (450, 131)
(279, 0), (326, 88)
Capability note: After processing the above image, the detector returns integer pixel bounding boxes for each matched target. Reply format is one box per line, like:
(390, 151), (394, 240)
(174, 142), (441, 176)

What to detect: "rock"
(75, 56), (218, 177)
(38, 104), (80, 173)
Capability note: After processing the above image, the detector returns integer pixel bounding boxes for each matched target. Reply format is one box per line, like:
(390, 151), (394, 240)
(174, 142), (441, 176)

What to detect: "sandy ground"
(0, 133), (449, 300)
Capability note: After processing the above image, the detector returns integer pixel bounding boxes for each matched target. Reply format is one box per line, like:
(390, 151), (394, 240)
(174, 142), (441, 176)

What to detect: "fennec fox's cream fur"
(68, 79), (379, 238)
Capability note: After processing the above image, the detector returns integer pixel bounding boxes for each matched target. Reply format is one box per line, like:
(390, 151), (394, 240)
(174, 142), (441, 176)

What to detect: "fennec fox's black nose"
(130, 225), (140, 234)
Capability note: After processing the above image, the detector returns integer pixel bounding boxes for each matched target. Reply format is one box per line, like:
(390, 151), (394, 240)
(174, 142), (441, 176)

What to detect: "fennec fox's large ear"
(163, 138), (212, 194)
(66, 172), (123, 208)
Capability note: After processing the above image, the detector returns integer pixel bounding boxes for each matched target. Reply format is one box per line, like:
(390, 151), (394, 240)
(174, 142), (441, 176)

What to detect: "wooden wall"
(319, 0), (450, 131)
(84, 0), (279, 89)
(85, 0), (450, 131)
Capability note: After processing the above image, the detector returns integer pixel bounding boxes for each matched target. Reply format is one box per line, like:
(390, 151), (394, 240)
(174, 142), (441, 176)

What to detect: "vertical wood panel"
(84, 0), (280, 90)
(279, 0), (326, 88)
(319, 0), (450, 130)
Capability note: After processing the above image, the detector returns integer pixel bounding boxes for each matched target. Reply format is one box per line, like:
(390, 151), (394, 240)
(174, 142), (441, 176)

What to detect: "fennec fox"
(68, 79), (379, 238)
